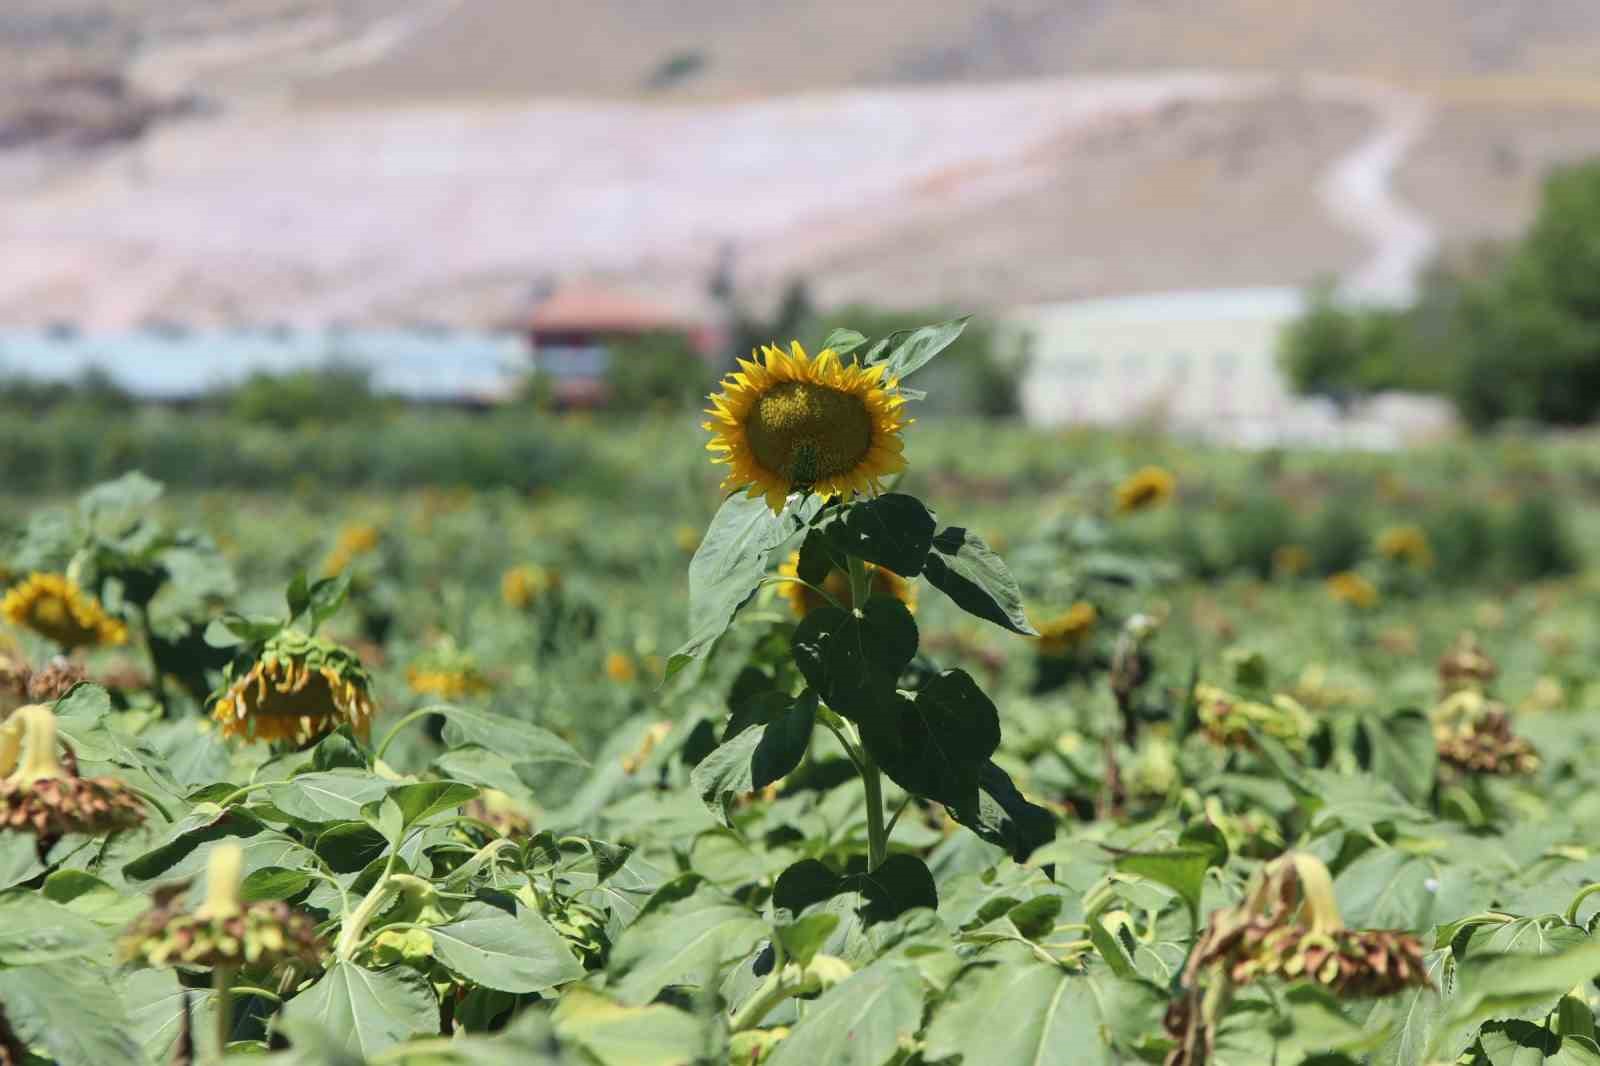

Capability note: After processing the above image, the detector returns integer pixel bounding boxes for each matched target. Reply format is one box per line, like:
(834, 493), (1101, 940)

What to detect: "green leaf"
(1357, 709), (1439, 805)
(0, 961), (143, 1066)
(858, 669), (998, 811)
(269, 771), (391, 825)
(866, 316), (969, 381)
(608, 876), (768, 1006)
(766, 959), (924, 1066)
(773, 854), (938, 927)
(691, 692), (815, 825)
(427, 901), (584, 993)
(668, 493), (821, 678)
(946, 760), (1057, 862)
(777, 913), (842, 967)
(1430, 940), (1600, 1061)
(0, 833), (45, 890)
(1481, 1023), (1600, 1066)
(820, 494), (937, 577)
(554, 987), (711, 1066)
(922, 526), (1037, 635)
(0, 893), (110, 964)
(924, 957), (1116, 1066)
(123, 968), (193, 1066)
(242, 866), (314, 902)
(384, 780), (481, 830)
(40, 869), (147, 927)
(1109, 845), (1219, 925)
(436, 705), (587, 767)
(791, 598), (918, 719)
(279, 961), (439, 1059)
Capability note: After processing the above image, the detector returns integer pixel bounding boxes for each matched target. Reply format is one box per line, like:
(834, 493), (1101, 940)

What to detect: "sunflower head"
(1033, 602), (1098, 656)
(1375, 525), (1433, 569)
(605, 651), (638, 684)
(1, 704), (144, 842)
(122, 843), (323, 971)
(1, 573), (128, 651)
(322, 522), (382, 576)
(502, 564), (561, 610)
(210, 629), (376, 744)
(705, 342), (909, 514)
(406, 640), (491, 700)
(1324, 571), (1378, 609)
(1114, 467), (1176, 514)
(1438, 631), (1497, 697)
(776, 551), (916, 618)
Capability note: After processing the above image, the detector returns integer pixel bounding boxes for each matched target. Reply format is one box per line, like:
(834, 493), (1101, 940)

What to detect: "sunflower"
(1325, 571), (1378, 609)
(1, 704), (145, 847)
(776, 551), (916, 617)
(605, 652), (638, 684)
(210, 630), (376, 744)
(322, 522), (381, 576)
(1114, 467), (1176, 514)
(406, 642), (491, 700)
(1375, 524), (1434, 569)
(1, 573), (127, 650)
(705, 342), (910, 513)
(502, 564), (560, 610)
(1033, 601), (1098, 656)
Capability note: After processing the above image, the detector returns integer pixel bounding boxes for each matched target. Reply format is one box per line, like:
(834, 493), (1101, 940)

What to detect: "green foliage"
(1501, 495), (1579, 580)
(602, 330), (714, 411)
(223, 365), (392, 429)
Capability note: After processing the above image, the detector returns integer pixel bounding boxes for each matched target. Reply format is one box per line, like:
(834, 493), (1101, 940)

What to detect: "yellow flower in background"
(605, 652), (638, 684)
(1272, 544), (1311, 578)
(704, 341), (909, 513)
(502, 564), (560, 609)
(1114, 466), (1176, 514)
(1376, 525), (1434, 570)
(1033, 601), (1098, 656)
(322, 522), (381, 576)
(1325, 571), (1378, 609)
(407, 665), (491, 700)
(1, 573), (127, 650)
(210, 630), (376, 744)
(776, 551), (916, 617)
(674, 525), (701, 553)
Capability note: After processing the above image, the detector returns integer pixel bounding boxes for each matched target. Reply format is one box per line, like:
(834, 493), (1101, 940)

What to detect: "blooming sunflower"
(1032, 602), (1098, 656)
(502, 564), (560, 610)
(1, 573), (127, 650)
(705, 342), (909, 514)
(406, 642), (491, 700)
(322, 522), (381, 576)
(210, 630), (376, 744)
(1325, 571), (1378, 609)
(1114, 467), (1176, 514)
(605, 652), (638, 684)
(776, 551), (916, 617)
(1375, 524), (1434, 569)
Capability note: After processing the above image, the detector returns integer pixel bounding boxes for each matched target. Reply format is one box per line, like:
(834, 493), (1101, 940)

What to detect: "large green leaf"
(0, 961), (143, 1066)
(268, 771), (391, 825)
(279, 961), (439, 1058)
(553, 987), (712, 1066)
(858, 669), (998, 811)
(1478, 1022), (1600, 1066)
(765, 959), (924, 1066)
(426, 901), (584, 993)
(865, 316), (969, 381)
(691, 692), (815, 824)
(1110, 845), (1219, 925)
(1430, 940), (1600, 1061)
(791, 598), (917, 719)
(668, 493), (821, 678)
(922, 526), (1037, 635)
(436, 706), (587, 767)
(607, 876), (768, 1006)
(0, 893), (110, 964)
(819, 494), (937, 577)
(924, 956), (1117, 1066)
(946, 761), (1057, 863)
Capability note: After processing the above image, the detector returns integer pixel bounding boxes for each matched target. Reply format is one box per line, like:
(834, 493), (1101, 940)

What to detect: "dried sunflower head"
(1433, 692), (1538, 776)
(1, 573), (128, 650)
(123, 844), (322, 971)
(0, 704), (144, 844)
(1437, 631), (1497, 698)
(210, 629), (376, 744)
(1195, 684), (1316, 753)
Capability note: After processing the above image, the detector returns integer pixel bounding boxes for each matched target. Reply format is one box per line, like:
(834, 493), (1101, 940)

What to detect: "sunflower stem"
(212, 965), (234, 1063)
(845, 554), (889, 872)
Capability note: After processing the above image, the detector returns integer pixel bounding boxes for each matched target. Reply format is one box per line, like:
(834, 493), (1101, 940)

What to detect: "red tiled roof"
(523, 284), (692, 333)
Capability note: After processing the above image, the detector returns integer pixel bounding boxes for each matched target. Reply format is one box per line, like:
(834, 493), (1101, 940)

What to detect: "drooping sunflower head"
(406, 642), (491, 700)
(502, 564), (561, 610)
(210, 629), (376, 744)
(122, 843), (323, 972)
(1, 704), (145, 844)
(1325, 571), (1378, 609)
(1114, 467), (1176, 515)
(776, 551), (916, 618)
(705, 342), (909, 513)
(1, 573), (128, 651)
(1032, 601), (1098, 657)
(1375, 524), (1433, 569)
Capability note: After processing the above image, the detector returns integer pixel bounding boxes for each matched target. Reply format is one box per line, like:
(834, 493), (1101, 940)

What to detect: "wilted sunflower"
(502, 564), (560, 610)
(1114, 466), (1176, 514)
(776, 551), (916, 617)
(123, 843), (321, 971)
(1, 572), (127, 650)
(1375, 524), (1433, 570)
(1325, 571), (1378, 609)
(0, 704), (144, 853)
(1194, 683), (1316, 753)
(1032, 602), (1098, 656)
(705, 342), (909, 514)
(210, 629), (376, 744)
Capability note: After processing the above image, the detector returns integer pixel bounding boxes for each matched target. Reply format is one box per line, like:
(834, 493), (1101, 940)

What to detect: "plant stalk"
(845, 554), (889, 872)
(212, 966), (234, 1063)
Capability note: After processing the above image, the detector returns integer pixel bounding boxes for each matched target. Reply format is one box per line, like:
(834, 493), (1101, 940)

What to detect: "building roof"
(522, 283), (697, 335)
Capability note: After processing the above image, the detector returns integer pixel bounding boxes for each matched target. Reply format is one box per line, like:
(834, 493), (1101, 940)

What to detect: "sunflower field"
(5, 320), (1600, 1066)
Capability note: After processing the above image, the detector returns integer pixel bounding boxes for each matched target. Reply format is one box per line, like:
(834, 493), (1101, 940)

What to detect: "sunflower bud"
(122, 843), (322, 972)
